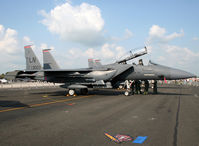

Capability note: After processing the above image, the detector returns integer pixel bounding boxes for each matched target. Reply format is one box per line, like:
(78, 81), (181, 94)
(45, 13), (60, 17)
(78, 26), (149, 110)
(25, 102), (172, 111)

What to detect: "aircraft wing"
(43, 68), (117, 83)
(43, 68), (110, 74)
(44, 68), (93, 72)
(43, 69), (92, 79)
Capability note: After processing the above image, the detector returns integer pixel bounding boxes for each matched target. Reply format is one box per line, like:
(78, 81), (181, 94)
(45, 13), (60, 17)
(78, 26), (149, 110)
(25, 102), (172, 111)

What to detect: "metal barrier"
(158, 80), (199, 87)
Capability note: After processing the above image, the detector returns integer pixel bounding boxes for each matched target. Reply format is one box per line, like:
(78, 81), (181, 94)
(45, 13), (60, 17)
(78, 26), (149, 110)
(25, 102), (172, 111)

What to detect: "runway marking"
(0, 95), (92, 113)
(0, 107), (26, 113)
(42, 95), (48, 98)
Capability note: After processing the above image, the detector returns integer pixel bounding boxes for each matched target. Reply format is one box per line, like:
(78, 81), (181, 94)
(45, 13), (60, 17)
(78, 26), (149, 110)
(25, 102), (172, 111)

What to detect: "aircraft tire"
(119, 85), (123, 89)
(80, 88), (88, 95)
(124, 91), (130, 96)
(68, 89), (75, 96)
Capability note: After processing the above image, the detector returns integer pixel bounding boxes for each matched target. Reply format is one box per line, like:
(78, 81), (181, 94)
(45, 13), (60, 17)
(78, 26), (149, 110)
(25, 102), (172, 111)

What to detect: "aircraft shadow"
(30, 89), (124, 96)
(0, 100), (29, 108)
(29, 88), (190, 96)
(31, 91), (67, 96)
(88, 89), (124, 96)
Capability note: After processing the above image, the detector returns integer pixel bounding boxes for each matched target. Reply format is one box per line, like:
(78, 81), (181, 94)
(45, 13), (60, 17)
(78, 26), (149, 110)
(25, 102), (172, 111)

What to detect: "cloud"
(111, 29), (133, 42)
(0, 24), (25, 73)
(165, 45), (199, 62)
(0, 24), (55, 73)
(124, 29), (133, 40)
(193, 37), (199, 41)
(0, 25), (19, 54)
(148, 25), (184, 44)
(23, 36), (33, 45)
(146, 25), (199, 75)
(75, 43), (125, 60)
(56, 43), (127, 68)
(40, 2), (105, 46)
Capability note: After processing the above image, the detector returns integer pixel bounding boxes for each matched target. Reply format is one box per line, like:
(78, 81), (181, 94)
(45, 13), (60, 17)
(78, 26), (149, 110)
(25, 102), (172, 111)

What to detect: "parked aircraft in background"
(0, 79), (8, 84)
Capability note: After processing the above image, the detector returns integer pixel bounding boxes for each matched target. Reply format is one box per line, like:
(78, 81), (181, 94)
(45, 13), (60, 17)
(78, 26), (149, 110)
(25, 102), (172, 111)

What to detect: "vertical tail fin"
(43, 49), (60, 69)
(88, 59), (102, 68)
(88, 59), (94, 68)
(24, 45), (42, 71)
(94, 59), (102, 66)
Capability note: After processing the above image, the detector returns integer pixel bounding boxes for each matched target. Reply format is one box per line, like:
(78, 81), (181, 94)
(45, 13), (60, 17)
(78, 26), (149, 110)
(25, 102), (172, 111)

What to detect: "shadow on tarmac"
(29, 88), (190, 97)
(0, 101), (29, 107)
(30, 91), (67, 97)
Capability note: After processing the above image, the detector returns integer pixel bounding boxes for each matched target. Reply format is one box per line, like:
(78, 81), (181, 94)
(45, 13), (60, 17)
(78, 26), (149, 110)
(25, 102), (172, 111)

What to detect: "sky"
(0, 0), (199, 76)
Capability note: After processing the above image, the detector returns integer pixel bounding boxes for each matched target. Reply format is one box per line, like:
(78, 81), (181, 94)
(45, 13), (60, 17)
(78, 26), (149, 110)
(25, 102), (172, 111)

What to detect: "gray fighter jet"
(8, 45), (196, 96)
(42, 46), (196, 95)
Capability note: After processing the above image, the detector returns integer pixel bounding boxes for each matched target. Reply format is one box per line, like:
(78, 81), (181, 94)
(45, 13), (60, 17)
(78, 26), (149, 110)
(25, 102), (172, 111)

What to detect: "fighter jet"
(0, 78), (8, 84)
(10, 45), (196, 96)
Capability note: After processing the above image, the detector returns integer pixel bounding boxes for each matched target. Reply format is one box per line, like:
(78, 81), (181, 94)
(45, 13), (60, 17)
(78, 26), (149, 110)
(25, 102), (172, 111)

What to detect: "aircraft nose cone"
(169, 69), (196, 80)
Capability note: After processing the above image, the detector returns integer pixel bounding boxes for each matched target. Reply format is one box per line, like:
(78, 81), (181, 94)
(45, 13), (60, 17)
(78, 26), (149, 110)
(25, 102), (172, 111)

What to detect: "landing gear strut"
(144, 80), (149, 95)
(152, 80), (157, 94)
(124, 80), (133, 96)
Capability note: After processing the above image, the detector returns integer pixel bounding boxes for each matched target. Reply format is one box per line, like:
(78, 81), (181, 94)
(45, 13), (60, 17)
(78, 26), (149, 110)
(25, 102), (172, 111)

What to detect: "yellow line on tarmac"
(0, 107), (26, 113)
(29, 96), (91, 107)
(0, 95), (92, 113)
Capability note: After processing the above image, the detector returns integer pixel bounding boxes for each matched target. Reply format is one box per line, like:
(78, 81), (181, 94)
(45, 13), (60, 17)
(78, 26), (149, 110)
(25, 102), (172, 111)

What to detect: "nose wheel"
(124, 89), (132, 96)
(124, 91), (130, 96)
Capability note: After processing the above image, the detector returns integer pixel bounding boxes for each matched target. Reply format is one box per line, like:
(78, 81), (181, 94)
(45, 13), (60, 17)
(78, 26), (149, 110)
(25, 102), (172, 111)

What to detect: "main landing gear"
(80, 88), (88, 95)
(124, 89), (131, 96)
(152, 80), (157, 94)
(67, 88), (88, 96)
(124, 80), (133, 96)
(68, 89), (76, 96)
(124, 80), (151, 96)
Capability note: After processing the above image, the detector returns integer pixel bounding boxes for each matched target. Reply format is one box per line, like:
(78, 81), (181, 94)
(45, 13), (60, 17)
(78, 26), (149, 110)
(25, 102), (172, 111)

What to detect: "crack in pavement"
(173, 87), (181, 146)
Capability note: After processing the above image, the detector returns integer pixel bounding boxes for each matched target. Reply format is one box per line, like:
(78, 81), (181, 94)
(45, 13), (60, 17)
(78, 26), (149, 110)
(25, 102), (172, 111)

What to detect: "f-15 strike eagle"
(7, 45), (196, 96)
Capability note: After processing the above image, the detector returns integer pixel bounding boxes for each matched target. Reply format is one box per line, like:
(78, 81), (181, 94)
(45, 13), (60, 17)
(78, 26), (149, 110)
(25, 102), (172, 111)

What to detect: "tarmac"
(0, 84), (199, 146)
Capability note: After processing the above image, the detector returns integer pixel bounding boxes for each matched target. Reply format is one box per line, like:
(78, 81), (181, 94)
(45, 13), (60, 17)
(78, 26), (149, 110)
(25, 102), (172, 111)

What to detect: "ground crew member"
(144, 80), (149, 94)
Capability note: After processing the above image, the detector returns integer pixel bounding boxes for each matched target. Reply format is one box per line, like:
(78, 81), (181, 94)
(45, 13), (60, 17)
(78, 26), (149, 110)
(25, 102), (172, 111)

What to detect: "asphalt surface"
(0, 85), (199, 146)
